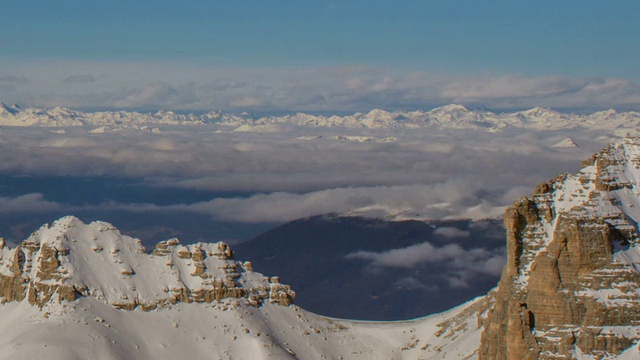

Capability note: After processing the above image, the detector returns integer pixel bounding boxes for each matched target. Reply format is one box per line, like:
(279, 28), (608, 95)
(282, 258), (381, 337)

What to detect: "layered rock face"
(0, 216), (294, 310)
(480, 138), (640, 359)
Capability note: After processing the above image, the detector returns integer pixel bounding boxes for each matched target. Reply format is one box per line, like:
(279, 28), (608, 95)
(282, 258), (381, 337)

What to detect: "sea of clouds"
(0, 118), (620, 301)
(0, 124), (614, 225)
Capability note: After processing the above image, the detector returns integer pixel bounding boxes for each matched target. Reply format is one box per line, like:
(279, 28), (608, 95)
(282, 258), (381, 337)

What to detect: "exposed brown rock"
(191, 247), (206, 261)
(480, 139), (640, 359)
(177, 249), (192, 259)
(0, 219), (295, 311)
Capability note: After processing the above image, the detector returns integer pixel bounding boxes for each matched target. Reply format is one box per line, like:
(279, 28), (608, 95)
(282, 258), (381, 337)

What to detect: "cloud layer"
(346, 240), (505, 288)
(0, 124), (615, 224)
(1, 60), (640, 112)
(0, 193), (63, 213)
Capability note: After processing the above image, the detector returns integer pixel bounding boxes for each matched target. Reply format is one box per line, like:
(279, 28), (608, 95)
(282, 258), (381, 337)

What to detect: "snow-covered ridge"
(0, 215), (491, 359)
(0, 216), (294, 310)
(2, 101), (640, 131)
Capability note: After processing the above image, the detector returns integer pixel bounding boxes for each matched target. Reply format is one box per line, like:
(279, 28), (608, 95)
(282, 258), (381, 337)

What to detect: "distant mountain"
(1, 102), (640, 132)
(234, 215), (505, 320)
(0, 101), (21, 116)
(552, 137), (579, 148)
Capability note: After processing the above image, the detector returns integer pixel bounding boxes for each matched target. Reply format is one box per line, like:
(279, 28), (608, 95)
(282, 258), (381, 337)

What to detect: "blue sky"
(1, 1), (640, 112)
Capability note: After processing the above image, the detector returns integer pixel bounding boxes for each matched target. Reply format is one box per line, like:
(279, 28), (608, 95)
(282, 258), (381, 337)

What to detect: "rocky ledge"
(0, 216), (294, 311)
(480, 138), (640, 359)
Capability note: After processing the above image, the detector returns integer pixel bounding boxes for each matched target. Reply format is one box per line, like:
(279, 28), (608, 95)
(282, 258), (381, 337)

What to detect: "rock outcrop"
(480, 138), (640, 359)
(0, 216), (295, 310)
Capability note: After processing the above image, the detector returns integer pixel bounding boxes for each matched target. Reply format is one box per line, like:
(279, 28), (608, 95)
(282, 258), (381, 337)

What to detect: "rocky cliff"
(480, 137), (640, 359)
(0, 216), (294, 310)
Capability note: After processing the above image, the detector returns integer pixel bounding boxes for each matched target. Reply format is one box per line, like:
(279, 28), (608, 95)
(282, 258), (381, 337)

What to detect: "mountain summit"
(0, 216), (294, 310)
(1, 102), (640, 132)
(0, 216), (487, 359)
(480, 137), (640, 359)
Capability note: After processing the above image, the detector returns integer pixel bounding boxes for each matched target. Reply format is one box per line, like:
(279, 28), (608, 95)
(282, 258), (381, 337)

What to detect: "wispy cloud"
(0, 125), (610, 223)
(434, 227), (470, 238)
(63, 74), (96, 84)
(0, 193), (64, 213)
(346, 241), (505, 288)
(0, 75), (29, 91)
(2, 60), (640, 111)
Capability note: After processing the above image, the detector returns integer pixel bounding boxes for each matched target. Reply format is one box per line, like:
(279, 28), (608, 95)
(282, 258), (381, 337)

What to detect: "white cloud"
(434, 227), (470, 238)
(63, 74), (95, 84)
(0, 124), (614, 224)
(346, 242), (466, 268)
(346, 241), (506, 288)
(2, 59), (640, 111)
(0, 75), (29, 91)
(439, 74), (589, 101)
(0, 193), (64, 213)
(160, 181), (512, 223)
(393, 276), (438, 291)
(0, 75), (29, 86)
(230, 97), (265, 108)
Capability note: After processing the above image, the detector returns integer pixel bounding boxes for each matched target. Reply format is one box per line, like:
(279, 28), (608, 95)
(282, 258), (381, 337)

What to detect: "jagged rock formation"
(0, 216), (490, 360)
(0, 216), (294, 310)
(480, 138), (640, 359)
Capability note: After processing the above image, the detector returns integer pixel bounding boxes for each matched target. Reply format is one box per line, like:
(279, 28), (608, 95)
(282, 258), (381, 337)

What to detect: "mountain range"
(2, 101), (640, 133)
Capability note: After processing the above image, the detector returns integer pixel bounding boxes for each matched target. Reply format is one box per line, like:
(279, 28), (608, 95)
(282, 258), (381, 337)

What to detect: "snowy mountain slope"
(0, 216), (489, 360)
(1, 101), (640, 132)
(0, 216), (294, 310)
(0, 295), (489, 360)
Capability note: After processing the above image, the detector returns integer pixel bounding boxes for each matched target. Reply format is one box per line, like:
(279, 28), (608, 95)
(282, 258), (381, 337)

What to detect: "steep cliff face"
(0, 216), (294, 310)
(480, 138), (640, 359)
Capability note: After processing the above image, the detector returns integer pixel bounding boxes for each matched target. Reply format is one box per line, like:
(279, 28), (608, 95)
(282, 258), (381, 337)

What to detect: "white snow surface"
(2, 102), (640, 133)
(553, 137), (579, 148)
(0, 216), (488, 359)
(0, 216), (281, 308)
(0, 296), (487, 360)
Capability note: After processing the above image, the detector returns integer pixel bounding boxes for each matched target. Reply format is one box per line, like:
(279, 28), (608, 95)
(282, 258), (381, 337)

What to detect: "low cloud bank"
(0, 125), (613, 224)
(0, 193), (63, 213)
(346, 241), (505, 288)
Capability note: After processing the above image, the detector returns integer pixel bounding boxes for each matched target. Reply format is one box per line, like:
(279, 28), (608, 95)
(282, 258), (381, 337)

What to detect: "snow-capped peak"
(428, 104), (470, 113)
(0, 101), (20, 116)
(1, 101), (640, 133)
(519, 106), (558, 116)
(0, 216), (294, 310)
(552, 137), (579, 148)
